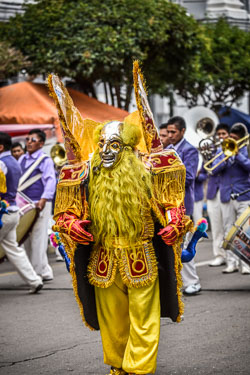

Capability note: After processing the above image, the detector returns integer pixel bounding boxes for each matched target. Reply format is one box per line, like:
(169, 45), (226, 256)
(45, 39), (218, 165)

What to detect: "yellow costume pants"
(95, 272), (160, 374)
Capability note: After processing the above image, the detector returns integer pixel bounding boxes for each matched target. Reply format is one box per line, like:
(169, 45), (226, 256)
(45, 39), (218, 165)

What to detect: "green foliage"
(0, 0), (203, 109)
(176, 18), (250, 110)
(0, 41), (30, 81)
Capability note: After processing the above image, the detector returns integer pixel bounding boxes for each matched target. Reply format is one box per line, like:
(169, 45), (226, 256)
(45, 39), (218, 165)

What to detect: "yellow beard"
(88, 148), (152, 249)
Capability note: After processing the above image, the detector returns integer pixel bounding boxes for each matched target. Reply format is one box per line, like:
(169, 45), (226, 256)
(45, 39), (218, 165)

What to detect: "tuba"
(183, 106), (219, 148)
(50, 143), (67, 168)
(183, 106), (219, 169)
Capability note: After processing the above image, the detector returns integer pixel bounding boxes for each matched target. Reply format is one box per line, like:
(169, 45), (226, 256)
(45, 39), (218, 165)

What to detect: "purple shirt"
(207, 174), (220, 200)
(211, 146), (250, 203)
(175, 139), (199, 215)
(18, 149), (56, 201)
(195, 166), (207, 202)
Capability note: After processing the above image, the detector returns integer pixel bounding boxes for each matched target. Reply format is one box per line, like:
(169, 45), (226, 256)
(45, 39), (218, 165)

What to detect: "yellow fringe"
(172, 239), (184, 322)
(60, 233), (96, 331)
(171, 217), (194, 322)
(151, 167), (186, 210)
(0, 169), (6, 194)
(150, 197), (166, 228)
(53, 184), (85, 220)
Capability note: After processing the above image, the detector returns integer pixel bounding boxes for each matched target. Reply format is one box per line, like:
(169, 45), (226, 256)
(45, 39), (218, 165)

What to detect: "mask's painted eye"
(110, 141), (121, 151)
(98, 140), (104, 148)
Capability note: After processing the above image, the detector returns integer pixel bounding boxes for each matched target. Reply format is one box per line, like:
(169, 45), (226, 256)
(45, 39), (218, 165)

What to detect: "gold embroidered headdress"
(48, 74), (99, 163)
(132, 60), (163, 154)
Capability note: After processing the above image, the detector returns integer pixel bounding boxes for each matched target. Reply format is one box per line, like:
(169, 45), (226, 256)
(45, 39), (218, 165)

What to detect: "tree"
(175, 18), (250, 111)
(0, 41), (30, 82)
(1, 0), (204, 110)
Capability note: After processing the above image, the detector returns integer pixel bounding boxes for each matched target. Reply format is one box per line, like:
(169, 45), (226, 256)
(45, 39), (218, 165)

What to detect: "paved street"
(0, 236), (250, 375)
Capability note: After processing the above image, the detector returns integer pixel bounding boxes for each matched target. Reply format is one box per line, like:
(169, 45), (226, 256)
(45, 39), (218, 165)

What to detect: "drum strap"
(18, 154), (48, 192)
(18, 174), (43, 192)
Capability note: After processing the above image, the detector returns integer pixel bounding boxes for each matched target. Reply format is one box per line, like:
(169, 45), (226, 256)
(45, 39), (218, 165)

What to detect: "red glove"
(158, 205), (186, 246)
(55, 212), (93, 244)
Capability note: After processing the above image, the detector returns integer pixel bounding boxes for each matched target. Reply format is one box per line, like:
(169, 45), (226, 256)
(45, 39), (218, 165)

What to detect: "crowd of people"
(159, 117), (250, 296)
(1, 116), (249, 297)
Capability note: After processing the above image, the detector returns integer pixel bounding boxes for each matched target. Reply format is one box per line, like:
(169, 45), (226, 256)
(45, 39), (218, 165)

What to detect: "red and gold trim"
(143, 149), (184, 173)
(53, 162), (89, 220)
(118, 241), (158, 288)
(88, 240), (158, 289)
(88, 246), (118, 288)
(145, 150), (186, 226)
(58, 161), (89, 186)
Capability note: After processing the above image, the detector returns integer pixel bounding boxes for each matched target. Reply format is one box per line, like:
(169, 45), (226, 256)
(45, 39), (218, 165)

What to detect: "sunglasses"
(25, 137), (40, 143)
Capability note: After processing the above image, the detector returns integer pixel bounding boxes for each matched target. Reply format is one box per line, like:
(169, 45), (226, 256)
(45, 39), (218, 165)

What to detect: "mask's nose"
(102, 143), (109, 153)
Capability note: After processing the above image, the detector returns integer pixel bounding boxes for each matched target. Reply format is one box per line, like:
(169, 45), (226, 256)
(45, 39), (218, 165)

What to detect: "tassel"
(50, 232), (71, 272)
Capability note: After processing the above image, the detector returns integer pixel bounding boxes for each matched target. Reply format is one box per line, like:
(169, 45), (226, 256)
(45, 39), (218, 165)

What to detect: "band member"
(11, 142), (25, 160)
(48, 64), (199, 375)
(18, 129), (56, 281)
(161, 117), (200, 295)
(0, 132), (43, 293)
(207, 124), (229, 267)
(211, 123), (250, 274)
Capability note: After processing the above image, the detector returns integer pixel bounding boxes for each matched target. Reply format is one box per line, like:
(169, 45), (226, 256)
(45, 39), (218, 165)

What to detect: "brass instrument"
(183, 106), (219, 148)
(198, 135), (222, 162)
(50, 143), (67, 167)
(204, 134), (250, 173)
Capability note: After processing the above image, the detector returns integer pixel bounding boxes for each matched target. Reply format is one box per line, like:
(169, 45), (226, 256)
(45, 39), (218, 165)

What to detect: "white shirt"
(174, 137), (185, 152)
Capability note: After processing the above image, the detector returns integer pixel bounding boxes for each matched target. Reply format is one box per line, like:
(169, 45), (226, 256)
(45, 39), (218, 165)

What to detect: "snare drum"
(15, 191), (39, 245)
(223, 206), (250, 267)
(0, 193), (38, 262)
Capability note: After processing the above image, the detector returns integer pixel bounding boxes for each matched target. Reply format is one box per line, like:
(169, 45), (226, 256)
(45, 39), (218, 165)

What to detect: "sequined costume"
(49, 62), (192, 375)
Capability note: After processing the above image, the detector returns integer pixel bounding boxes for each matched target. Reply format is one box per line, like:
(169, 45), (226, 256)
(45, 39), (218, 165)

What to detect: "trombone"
(204, 134), (250, 173)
